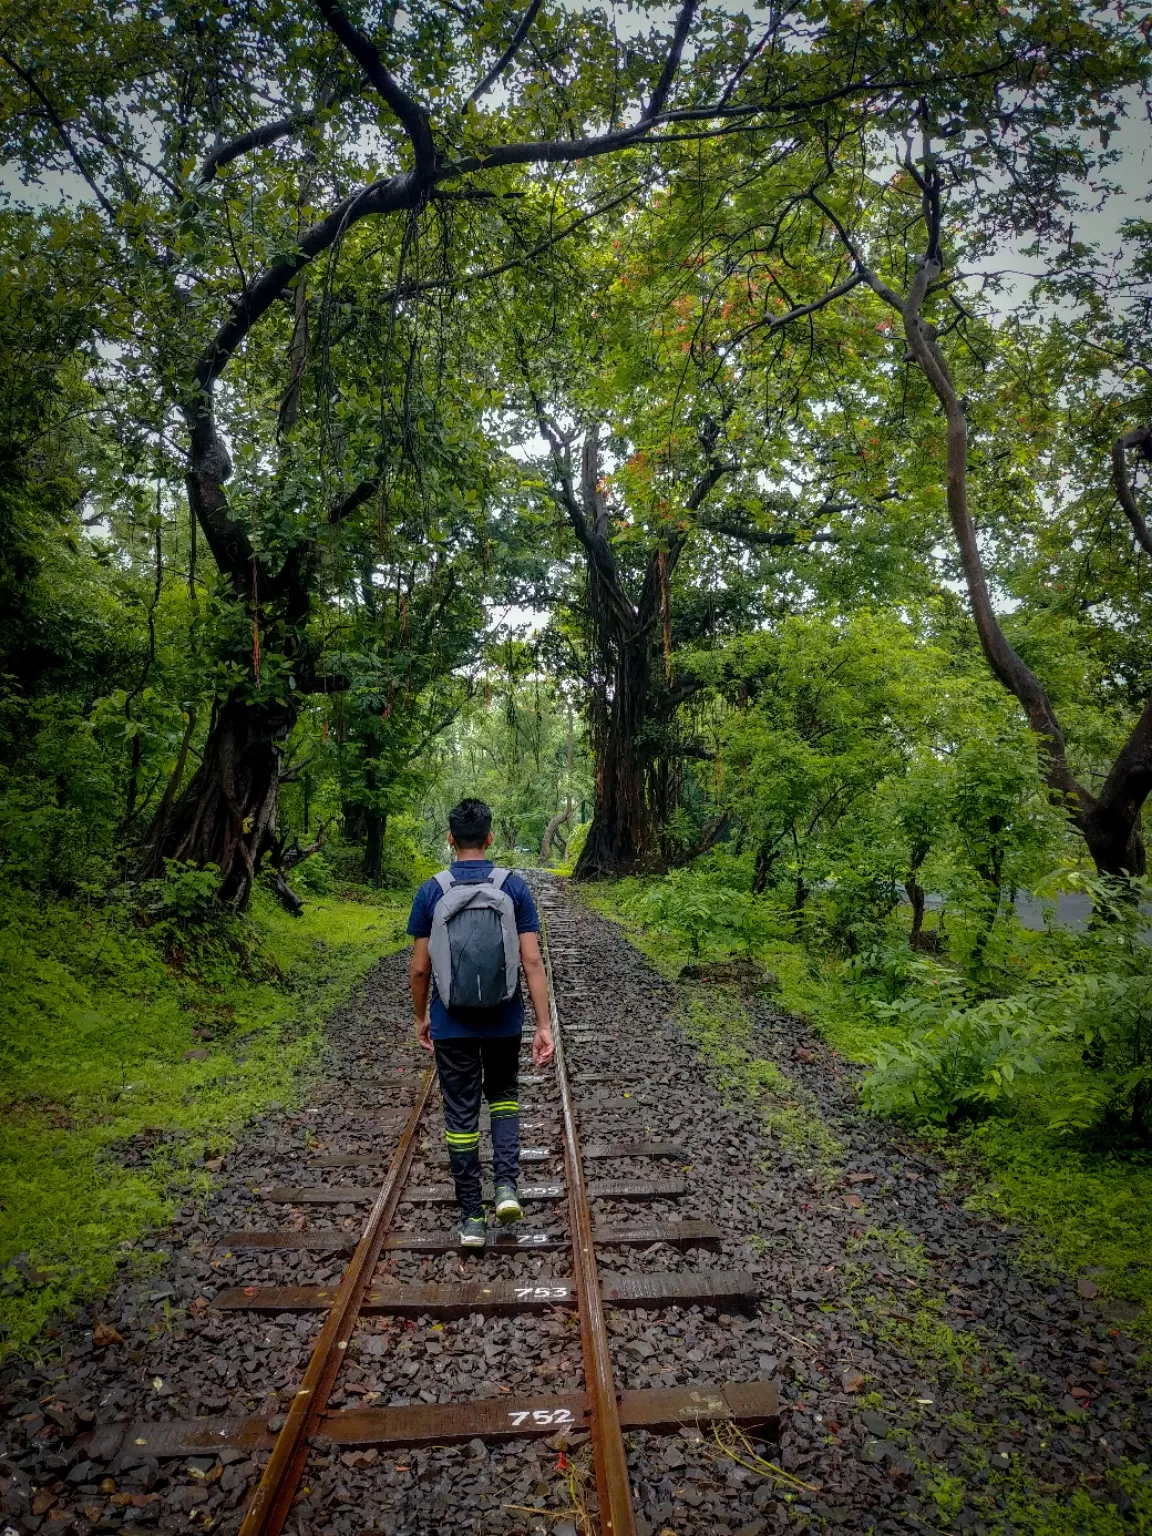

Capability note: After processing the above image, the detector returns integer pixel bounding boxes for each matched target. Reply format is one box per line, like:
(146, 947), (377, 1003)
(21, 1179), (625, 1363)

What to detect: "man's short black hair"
(449, 798), (492, 849)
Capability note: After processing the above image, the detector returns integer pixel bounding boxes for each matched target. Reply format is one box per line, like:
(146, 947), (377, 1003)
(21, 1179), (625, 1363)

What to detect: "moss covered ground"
(0, 882), (409, 1354)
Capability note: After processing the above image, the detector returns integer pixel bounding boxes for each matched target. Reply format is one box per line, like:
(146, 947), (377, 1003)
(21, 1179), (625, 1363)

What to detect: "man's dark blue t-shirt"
(407, 861), (540, 1040)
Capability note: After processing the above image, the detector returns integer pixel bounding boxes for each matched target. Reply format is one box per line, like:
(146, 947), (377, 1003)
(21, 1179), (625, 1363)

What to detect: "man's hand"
(519, 932), (555, 1067)
(531, 1023), (554, 1066)
(410, 938), (432, 1051)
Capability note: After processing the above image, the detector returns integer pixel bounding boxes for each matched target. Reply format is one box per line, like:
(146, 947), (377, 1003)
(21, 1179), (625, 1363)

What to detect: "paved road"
(916, 889), (1151, 933)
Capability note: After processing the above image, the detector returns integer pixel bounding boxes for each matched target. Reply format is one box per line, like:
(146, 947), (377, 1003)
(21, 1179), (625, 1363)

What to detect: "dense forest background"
(2, 0), (1152, 1351)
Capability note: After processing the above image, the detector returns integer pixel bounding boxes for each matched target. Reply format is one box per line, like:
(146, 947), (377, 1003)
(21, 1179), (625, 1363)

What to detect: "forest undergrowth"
(0, 870), (409, 1355)
(581, 872), (1152, 1342)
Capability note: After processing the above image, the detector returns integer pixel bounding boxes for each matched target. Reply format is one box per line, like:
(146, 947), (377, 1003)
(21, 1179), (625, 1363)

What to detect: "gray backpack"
(428, 868), (520, 1010)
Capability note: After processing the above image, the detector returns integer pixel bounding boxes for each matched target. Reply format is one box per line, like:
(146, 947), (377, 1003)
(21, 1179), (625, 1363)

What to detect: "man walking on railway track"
(408, 798), (554, 1249)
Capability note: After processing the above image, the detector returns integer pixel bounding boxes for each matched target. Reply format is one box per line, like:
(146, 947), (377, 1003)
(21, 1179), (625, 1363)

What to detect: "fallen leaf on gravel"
(845, 1173), (876, 1185)
(183, 1048), (209, 1061)
(844, 1194), (864, 1209)
(841, 1370), (866, 1393)
(205, 1158), (224, 1172)
(92, 1323), (123, 1348)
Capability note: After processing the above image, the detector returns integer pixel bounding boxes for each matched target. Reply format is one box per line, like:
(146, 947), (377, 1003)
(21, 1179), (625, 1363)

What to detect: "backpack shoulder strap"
(488, 867), (510, 890)
(434, 869), (455, 895)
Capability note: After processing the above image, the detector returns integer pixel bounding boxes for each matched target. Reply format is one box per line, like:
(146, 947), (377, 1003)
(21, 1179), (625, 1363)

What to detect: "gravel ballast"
(2, 876), (1149, 1535)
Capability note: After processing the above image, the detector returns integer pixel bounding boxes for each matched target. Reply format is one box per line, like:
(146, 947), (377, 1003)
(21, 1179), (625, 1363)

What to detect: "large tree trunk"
(138, 689), (297, 907)
(363, 810), (387, 886)
(536, 425), (726, 882)
(574, 641), (661, 879)
(539, 803), (571, 865)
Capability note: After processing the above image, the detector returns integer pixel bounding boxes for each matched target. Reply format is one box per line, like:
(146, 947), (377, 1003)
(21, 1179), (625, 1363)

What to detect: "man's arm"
(411, 936), (433, 1052)
(518, 931), (554, 1066)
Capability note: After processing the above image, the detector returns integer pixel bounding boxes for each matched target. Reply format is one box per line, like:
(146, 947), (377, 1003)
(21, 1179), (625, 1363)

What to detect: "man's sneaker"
(493, 1182), (523, 1224)
(459, 1215), (487, 1248)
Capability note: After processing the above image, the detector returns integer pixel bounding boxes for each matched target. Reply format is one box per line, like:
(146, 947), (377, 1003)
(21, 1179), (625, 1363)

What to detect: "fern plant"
(862, 991), (1048, 1124)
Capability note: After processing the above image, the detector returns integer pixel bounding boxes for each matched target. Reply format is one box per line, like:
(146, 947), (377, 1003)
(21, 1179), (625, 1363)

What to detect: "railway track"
(78, 879), (779, 1534)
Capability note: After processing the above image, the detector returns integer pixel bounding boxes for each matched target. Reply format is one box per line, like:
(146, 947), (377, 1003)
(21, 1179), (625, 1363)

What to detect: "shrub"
(1036, 876), (1152, 1142)
(862, 989), (1048, 1124)
(127, 862), (270, 981)
(845, 942), (938, 1004)
(620, 866), (754, 958)
(563, 819), (590, 868)
(1045, 971), (1152, 1140)
(290, 850), (333, 894)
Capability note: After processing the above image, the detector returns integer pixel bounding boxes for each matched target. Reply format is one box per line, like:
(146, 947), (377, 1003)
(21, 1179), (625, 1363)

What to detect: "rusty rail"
(541, 905), (638, 1536)
(81, 879), (778, 1529)
(237, 1063), (436, 1536)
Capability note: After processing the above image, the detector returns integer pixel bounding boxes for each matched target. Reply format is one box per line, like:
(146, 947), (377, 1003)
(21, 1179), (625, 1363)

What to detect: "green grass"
(581, 878), (1152, 1337)
(962, 1117), (1152, 1330)
(0, 880), (409, 1354)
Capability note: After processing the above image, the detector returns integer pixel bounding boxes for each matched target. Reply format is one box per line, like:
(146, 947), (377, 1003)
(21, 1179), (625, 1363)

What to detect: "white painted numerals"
(514, 1284), (569, 1300)
(517, 1232), (550, 1245)
(508, 1407), (574, 1427)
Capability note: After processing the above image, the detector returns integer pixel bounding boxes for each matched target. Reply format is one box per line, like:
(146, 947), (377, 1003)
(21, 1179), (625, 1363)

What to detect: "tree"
(3, 0), (1145, 901)
(637, 3), (1148, 881)
(1, 0), (729, 904)
(494, 1), (1147, 876)
(418, 639), (588, 858)
(813, 142), (1152, 878)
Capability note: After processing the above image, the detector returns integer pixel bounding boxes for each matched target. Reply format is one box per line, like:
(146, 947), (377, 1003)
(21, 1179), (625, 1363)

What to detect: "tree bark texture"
(363, 810), (387, 886)
(535, 423), (725, 880)
(139, 689), (297, 905)
(576, 630), (666, 879)
(539, 803), (571, 864)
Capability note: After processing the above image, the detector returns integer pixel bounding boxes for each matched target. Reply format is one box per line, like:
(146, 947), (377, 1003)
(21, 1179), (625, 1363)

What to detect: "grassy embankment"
(579, 882), (1152, 1337)
(0, 881), (410, 1355)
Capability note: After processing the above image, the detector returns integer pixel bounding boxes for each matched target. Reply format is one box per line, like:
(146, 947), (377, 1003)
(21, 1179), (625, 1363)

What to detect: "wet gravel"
(2, 876), (1150, 1536)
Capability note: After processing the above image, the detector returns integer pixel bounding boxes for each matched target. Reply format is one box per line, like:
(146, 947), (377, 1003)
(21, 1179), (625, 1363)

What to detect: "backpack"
(427, 867), (520, 1010)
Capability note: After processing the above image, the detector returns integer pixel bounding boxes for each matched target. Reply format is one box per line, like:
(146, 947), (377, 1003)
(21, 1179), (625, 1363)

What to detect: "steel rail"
(238, 1063), (436, 1536)
(540, 902), (637, 1536)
